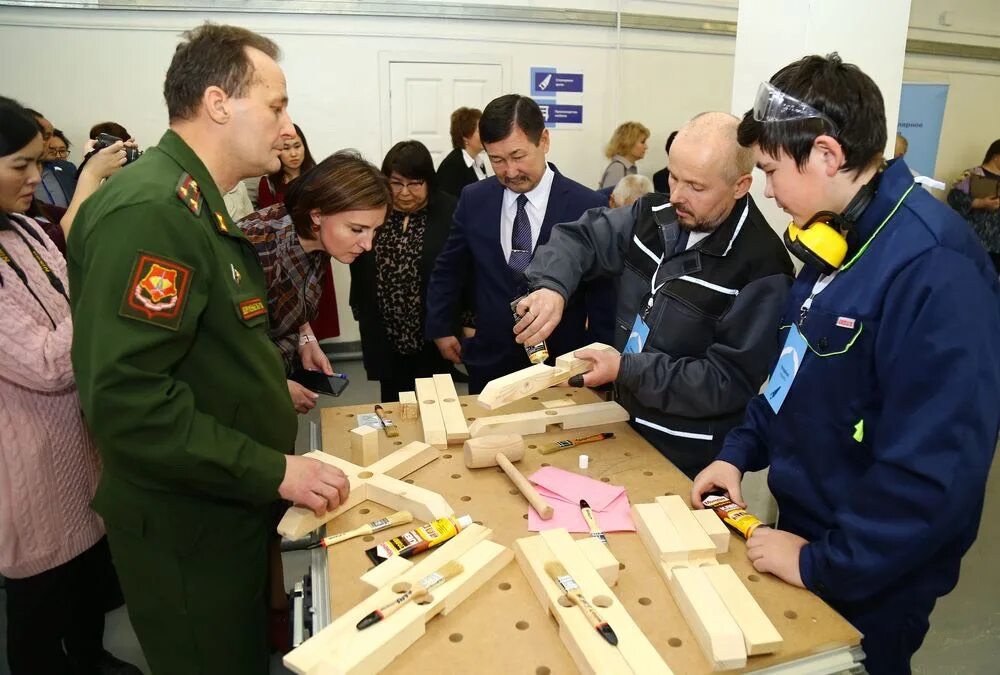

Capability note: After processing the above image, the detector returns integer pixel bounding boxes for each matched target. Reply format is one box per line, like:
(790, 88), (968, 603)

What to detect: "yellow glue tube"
(702, 495), (763, 539)
(365, 514), (473, 565)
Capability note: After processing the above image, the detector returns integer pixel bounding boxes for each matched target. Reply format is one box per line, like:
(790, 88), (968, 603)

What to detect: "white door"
(388, 61), (503, 167)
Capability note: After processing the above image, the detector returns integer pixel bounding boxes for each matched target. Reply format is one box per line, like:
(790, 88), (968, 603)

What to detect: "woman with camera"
(1, 96), (141, 675)
(239, 150), (390, 414)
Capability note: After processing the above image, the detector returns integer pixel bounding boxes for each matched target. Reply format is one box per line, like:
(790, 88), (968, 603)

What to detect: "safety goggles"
(753, 82), (839, 135)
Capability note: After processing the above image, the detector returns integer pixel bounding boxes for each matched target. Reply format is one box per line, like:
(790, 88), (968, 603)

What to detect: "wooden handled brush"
(374, 405), (399, 437)
(356, 560), (464, 629)
(538, 432), (614, 455)
(310, 511), (413, 548)
(545, 561), (618, 646)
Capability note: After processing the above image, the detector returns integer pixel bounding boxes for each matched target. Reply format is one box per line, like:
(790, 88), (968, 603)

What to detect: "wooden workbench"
(317, 387), (860, 673)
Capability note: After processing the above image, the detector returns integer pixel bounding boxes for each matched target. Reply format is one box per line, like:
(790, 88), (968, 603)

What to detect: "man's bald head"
(667, 111), (754, 232)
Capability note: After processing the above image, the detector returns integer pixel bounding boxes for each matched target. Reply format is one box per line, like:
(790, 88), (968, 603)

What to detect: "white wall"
(1, 2), (998, 342)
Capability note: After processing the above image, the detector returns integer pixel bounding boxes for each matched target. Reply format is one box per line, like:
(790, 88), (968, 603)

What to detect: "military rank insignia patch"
(176, 173), (202, 216)
(214, 212), (229, 234)
(238, 297), (267, 321)
(119, 252), (193, 330)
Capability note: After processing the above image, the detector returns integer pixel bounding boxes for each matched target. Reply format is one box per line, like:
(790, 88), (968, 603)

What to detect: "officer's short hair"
(479, 95), (545, 146)
(285, 150), (392, 241)
(737, 53), (886, 176)
(164, 23), (280, 122)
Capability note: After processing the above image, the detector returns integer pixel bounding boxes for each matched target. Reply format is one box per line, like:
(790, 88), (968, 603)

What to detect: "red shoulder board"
(175, 173), (202, 216)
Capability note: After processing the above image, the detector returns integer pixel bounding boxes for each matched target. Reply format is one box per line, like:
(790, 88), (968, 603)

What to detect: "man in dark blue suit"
(426, 94), (614, 394)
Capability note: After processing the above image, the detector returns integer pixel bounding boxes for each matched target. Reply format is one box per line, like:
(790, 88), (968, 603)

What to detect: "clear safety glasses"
(753, 82), (840, 135)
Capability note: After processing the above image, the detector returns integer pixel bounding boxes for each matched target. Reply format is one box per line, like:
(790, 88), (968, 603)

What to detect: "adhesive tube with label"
(365, 514), (473, 565)
(702, 494), (763, 539)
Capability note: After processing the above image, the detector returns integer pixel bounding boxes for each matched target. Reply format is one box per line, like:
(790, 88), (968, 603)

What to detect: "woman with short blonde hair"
(599, 121), (650, 189)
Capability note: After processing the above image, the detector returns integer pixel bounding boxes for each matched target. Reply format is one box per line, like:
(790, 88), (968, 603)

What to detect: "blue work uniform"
(717, 159), (1000, 674)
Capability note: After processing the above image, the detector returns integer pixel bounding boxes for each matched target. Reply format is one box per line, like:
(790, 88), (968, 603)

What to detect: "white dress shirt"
(462, 148), (488, 180)
(500, 165), (555, 263)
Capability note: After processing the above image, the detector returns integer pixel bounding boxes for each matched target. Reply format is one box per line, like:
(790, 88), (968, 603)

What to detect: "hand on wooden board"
(279, 455), (351, 516)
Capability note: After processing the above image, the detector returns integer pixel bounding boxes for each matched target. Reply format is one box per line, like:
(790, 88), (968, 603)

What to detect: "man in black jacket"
(514, 112), (793, 477)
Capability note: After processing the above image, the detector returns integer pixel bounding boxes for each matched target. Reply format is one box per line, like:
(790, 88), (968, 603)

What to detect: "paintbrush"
(356, 560), (465, 630)
(579, 499), (608, 544)
(308, 511), (413, 549)
(374, 404), (399, 437)
(544, 561), (618, 645)
(538, 432), (615, 455)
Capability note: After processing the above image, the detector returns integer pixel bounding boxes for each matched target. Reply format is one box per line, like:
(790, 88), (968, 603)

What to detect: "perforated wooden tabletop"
(318, 387), (860, 673)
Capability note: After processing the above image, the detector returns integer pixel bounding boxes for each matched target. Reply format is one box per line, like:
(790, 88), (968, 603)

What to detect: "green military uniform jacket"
(68, 130), (297, 673)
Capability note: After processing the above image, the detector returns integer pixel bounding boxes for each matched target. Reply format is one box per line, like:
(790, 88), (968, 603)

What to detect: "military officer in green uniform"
(67, 24), (349, 674)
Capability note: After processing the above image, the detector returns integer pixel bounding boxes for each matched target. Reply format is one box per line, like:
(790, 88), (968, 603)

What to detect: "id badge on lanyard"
(625, 252), (667, 355)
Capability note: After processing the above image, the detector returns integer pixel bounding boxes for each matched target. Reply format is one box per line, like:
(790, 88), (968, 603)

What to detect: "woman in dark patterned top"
(350, 140), (462, 402)
(240, 150), (390, 413)
(948, 139), (1000, 273)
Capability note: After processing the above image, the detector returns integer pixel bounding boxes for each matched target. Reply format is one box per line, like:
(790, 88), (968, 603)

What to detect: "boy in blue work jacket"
(692, 54), (1000, 675)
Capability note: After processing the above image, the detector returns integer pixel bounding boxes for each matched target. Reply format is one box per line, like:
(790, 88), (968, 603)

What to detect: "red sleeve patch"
(118, 252), (194, 330)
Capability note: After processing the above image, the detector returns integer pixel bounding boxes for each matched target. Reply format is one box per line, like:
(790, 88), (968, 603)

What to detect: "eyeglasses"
(389, 179), (426, 193)
(753, 82), (839, 135)
(50, 148), (69, 158)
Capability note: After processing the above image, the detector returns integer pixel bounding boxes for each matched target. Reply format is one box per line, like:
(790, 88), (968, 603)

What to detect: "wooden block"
(540, 399), (577, 410)
(366, 441), (438, 480)
(468, 400), (629, 437)
(575, 536), (619, 587)
(364, 473), (454, 523)
(360, 554), (414, 590)
(398, 390), (419, 419)
(432, 373), (470, 442)
(277, 451), (369, 539)
(476, 343), (615, 410)
(284, 524), (510, 675)
(516, 529), (674, 675)
(415, 377), (447, 448)
(702, 564), (783, 656)
(350, 425), (379, 466)
(632, 502), (692, 574)
(693, 508), (731, 554)
(656, 495), (718, 565)
(670, 566), (747, 670)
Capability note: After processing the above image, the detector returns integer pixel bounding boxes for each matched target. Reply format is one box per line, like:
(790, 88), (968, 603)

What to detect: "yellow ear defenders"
(783, 175), (880, 275)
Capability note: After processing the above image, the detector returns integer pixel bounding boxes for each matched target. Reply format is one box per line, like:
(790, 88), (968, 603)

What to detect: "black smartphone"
(289, 369), (349, 397)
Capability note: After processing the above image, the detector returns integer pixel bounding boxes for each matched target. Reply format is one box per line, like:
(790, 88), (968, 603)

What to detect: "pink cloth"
(0, 215), (103, 579)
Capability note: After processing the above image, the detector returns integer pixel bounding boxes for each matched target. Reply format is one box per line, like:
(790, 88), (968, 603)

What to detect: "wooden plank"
(632, 502), (693, 573)
(540, 399), (577, 410)
(350, 425), (380, 466)
(360, 555), (414, 590)
(364, 473), (455, 523)
(398, 390), (419, 419)
(477, 343), (615, 410)
(518, 529), (674, 675)
(285, 525), (508, 675)
(277, 452), (368, 539)
(693, 508), (731, 554)
(656, 495), (718, 565)
(702, 565), (783, 656)
(415, 377), (447, 448)
(670, 566), (747, 670)
(575, 536), (620, 587)
(432, 373), (470, 442)
(468, 400), (629, 437)
(366, 441), (439, 480)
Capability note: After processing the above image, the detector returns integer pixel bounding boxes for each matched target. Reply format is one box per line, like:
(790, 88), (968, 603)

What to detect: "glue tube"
(365, 514), (473, 565)
(702, 494), (763, 539)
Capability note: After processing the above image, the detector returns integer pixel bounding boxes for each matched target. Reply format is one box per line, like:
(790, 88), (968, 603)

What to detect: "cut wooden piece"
(284, 524), (510, 675)
(432, 373), (470, 442)
(670, 566), (747, 670)
(360, 555), (414, 590)
(516, 529), (674, 675)
(575, 536), (619, 587)
(276, 448), (447, 539)
(541, 399), (577, 410)
(350, 425), (379, 466)
(693, 508), (731, 554)
(398, 390), (419, 419)
(366, 441), (438, 480)
(632, 502), (693, 572)
(365, 473), (454, 523)
(468, 400), (630, 438)
(477, 342), (615, 410)
(656, 495), (718, 566)
(702, 564), (783, 656)
(415, 377), (447, 448)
